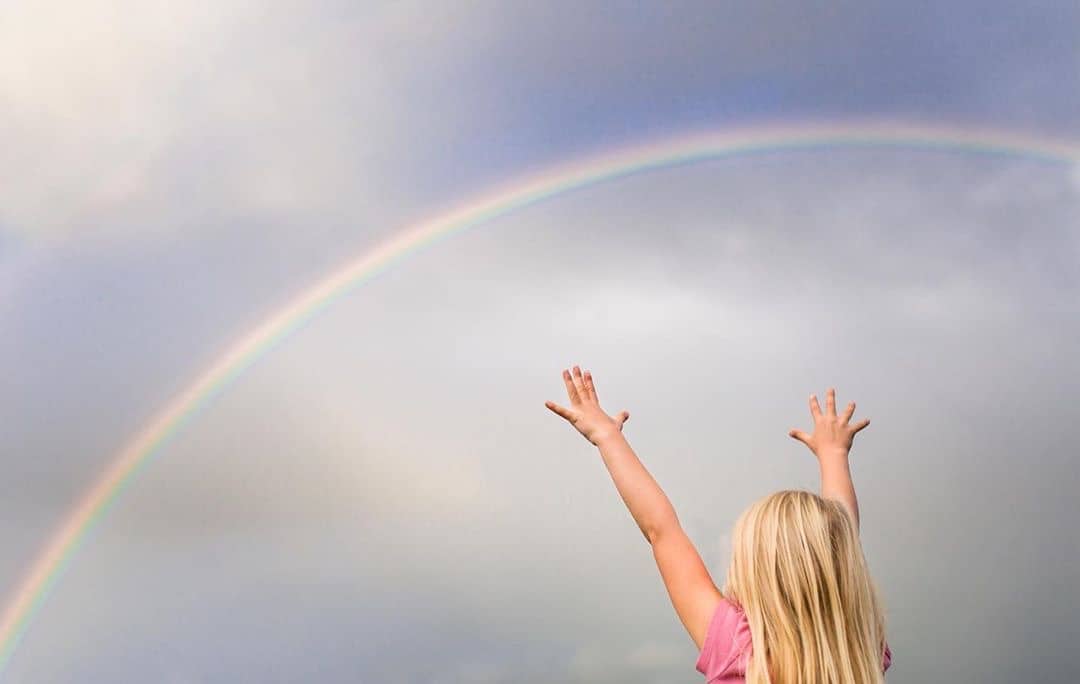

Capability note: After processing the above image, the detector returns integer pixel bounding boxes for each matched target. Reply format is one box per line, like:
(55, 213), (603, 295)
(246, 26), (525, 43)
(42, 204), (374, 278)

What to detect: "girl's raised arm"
(788, 388), (871, 532)
(545, 366), (722, 649)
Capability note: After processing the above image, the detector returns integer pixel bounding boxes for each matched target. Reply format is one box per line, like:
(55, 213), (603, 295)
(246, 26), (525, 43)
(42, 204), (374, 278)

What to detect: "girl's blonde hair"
(721, 490), (888, 684)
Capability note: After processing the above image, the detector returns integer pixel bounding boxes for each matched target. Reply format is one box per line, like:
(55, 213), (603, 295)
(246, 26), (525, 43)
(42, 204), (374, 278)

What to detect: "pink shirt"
(696, 597), (893, 682)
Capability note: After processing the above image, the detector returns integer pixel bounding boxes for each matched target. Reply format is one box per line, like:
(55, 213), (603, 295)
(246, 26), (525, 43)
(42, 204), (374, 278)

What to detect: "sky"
(1, 1), (1078, 682)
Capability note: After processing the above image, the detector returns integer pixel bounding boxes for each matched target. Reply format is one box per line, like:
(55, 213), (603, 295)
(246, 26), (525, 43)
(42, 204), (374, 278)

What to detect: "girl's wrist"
(816, 447), (851, 463)
(591, 428), (626, 447)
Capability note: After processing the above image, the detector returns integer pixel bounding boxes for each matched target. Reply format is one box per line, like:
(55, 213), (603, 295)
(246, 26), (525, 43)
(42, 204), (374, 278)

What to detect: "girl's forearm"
(594, 430), (679, 543)
(819, 449), (860, 532)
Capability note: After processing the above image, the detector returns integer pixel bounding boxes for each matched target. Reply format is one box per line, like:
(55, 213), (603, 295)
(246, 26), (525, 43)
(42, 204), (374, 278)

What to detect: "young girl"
(545, 366), (892, 683)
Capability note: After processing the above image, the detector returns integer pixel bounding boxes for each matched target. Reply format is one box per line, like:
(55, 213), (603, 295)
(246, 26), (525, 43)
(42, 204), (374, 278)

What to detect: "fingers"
(841, 401), (856, 425)
(809, 393), (822, 419)
(562, 369), (581, 404)
(825, 388), (837, 417)
(545, 400), (575, 422)
(582, 369), (598, 402)
(789, 428), (812, 447)
(571, 366), (589, 403)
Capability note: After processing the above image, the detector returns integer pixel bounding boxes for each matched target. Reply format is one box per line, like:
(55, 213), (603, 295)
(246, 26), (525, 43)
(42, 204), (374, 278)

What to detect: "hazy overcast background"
(2, 2), (1078, 682)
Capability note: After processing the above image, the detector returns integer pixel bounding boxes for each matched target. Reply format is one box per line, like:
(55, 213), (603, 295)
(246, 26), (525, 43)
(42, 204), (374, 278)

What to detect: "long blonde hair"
(721, 490), (888, 683)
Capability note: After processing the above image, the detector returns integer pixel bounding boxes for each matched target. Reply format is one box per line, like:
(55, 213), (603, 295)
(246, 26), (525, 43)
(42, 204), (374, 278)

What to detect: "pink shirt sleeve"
(695, 598), (893, 681)
(695, 597), (751, 681)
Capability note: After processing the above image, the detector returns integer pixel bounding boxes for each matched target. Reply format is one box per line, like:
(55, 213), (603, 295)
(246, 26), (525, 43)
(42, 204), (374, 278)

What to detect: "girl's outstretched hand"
(789, 387), (870, 458)
(545, 366), (630, 446)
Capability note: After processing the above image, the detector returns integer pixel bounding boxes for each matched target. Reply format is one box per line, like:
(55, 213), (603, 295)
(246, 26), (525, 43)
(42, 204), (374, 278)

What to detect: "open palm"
(545, 365), (630, 446)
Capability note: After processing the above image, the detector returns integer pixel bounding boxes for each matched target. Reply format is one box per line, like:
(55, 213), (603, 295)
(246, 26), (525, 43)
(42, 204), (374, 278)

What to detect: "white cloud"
(0, 2), (497, 242)
(0, 2), (243, 238)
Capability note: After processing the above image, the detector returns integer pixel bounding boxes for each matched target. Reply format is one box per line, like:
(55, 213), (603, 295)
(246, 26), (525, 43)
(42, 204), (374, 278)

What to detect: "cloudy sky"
(2, 2), (1078, 682)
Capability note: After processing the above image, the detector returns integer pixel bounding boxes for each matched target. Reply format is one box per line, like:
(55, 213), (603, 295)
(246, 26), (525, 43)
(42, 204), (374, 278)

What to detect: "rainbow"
(1, 120), (1077, 675)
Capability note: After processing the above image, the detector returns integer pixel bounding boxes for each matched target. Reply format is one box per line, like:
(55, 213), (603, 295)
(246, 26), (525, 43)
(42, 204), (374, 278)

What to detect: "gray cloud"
(7, 151), (1078, 682)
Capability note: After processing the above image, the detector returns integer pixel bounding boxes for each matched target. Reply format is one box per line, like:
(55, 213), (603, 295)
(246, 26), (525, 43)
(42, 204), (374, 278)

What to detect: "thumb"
(617, 410), (630, 428)
(789, 428), (811, 447)
(545, 400), (574, 422)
